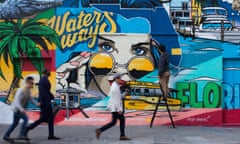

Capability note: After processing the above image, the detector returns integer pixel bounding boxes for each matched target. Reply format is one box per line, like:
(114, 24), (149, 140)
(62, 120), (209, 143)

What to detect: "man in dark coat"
(26, 69), (60, 140)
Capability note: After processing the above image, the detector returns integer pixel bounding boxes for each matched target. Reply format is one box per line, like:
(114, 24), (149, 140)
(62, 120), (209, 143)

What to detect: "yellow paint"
(124, 81), (181, 111)
(89, 53), (113, 69)
(0, 56), (14, 91)
(191, 0), (202, 25)
(171, 48), (182, 55)
(48, 10), (117, 49)
(127, 81), (160, 88)
(128, 58), (154, 71)
(124, 96), (181, 111)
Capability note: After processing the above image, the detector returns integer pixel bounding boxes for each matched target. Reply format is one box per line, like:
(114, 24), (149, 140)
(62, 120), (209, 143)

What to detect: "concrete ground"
(0, 125), (240, 144)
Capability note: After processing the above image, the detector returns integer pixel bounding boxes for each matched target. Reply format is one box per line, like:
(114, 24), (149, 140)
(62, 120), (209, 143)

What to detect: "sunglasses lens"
(89, 53), (114, 75)
(128, 57), (154, 79)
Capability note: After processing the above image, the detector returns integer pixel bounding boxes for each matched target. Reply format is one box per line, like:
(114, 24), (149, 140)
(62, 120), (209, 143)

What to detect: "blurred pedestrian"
(26, 69), (60, 140)
(3, 76), (38, 141)
(95, 73), (131, 141)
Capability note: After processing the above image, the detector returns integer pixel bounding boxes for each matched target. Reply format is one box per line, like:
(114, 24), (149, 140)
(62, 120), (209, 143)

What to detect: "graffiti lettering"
(176, 82), (221, 108)
(223, 83), (240, 109)
(187, 116), (211, 122)
(48, 10), (117, 49)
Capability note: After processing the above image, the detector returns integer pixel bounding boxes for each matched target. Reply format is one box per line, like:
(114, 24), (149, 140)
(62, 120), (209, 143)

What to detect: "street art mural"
(0, 17), (60, 103)
(0, 0), (239, 126)
(54, 2), (183, 111)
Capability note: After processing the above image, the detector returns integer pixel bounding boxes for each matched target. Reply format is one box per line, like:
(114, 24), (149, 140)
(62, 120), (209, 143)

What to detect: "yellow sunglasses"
(88, 52), (154, 79)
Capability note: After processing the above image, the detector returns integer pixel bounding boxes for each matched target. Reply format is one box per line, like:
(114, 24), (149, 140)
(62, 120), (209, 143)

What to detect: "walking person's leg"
(19, 112), (28, 138)
(95, 112), (118, 139)
(48, 114), (54, 137)
(25, 114), (46, 137)
(47, 105), (60, 140)
(118, 113), (130, 140)
(26, 106), (47, 132)
(119, 114), (125, 137)
(3, 112), (21, 139)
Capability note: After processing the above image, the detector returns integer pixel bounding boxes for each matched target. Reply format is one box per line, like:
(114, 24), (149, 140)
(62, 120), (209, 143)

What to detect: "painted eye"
(99, 43), (114, 53)
(132, 47), (147, 56)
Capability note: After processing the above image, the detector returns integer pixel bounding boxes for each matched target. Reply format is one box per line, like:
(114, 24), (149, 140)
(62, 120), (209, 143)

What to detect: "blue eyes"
(99, 43), (147, 56)
(132, 47), (147, 56)
(100, 43), (114, 53)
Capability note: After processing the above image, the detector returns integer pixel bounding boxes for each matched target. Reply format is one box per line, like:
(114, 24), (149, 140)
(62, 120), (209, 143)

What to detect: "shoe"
(95, 129), (101, 140)
(119, 136), (131, 141)
(3, 136), (11, 141)
(48, 136), (60, 140)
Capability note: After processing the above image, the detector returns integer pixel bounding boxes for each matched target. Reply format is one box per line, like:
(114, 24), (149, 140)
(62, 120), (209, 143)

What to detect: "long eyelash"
(132, 47), (149, 54)
(98, 42), (118, 53)
(98, 42), (113, 47)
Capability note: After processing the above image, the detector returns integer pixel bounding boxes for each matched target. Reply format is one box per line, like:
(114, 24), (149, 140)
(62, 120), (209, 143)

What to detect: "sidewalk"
(0, 125), (239, 144)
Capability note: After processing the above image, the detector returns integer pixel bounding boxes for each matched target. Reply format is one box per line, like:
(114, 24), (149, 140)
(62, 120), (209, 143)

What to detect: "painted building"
(0, 0), (239, 126)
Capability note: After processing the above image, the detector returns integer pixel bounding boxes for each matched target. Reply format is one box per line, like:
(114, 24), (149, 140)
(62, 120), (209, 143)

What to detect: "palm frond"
(26, 35), (49, 53)
(23, 25), (56, 35)
(23, 25), (61, 49)
(8, 52), (22, 79)
(8, 36), (22, 78)
(0, 34), (15, 66)
(22, 21), (45, 29)
(12, 59), (22, 79)
(8, 36), (20, 58)
(18, 37), (27, 53)
(0, 22), (15, 30)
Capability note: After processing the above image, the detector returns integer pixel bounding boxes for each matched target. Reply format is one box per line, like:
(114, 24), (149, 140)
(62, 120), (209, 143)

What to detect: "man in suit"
(26, 69), (60, 140)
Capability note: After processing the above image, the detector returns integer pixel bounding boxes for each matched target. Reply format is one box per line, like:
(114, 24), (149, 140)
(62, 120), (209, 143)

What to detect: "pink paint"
(27, 108), (224, 126)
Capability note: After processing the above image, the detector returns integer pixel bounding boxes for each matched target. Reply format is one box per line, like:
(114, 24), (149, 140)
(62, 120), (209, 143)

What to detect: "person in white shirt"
(95, 73), (131, 141)
(3, 76), (38, 141)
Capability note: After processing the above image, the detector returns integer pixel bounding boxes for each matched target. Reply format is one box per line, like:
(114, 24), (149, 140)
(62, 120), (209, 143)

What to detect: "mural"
(0, 17), (60, 103)
(0, 0), (239, 126)
(54, 3), (182, 110)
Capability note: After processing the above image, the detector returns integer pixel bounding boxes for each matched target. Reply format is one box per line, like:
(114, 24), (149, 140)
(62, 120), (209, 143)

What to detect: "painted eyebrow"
(132, 42), (150, 48)
(98, 35), (115, 44)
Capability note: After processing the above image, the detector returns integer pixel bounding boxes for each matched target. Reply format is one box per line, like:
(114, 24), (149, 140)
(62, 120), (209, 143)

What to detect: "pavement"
(0, 125), (240, 144)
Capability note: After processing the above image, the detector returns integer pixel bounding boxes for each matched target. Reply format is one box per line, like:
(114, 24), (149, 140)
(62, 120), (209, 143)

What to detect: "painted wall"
(0, 0), (239, 126)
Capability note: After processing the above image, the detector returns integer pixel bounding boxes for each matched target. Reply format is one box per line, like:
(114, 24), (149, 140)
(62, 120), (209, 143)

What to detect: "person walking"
(3, 76), (38, 141)
(157, 44), (170, 99)
(95, 73), (131, 141)
(26, 69), (60, 140)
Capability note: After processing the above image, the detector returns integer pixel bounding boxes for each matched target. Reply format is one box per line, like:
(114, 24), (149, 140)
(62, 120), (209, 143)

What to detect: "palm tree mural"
(0, 18), (61, 103)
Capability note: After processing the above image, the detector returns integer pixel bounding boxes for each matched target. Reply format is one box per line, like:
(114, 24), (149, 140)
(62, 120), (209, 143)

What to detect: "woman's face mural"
(55, 7), (162, 96)
(88, 33), (155, 94)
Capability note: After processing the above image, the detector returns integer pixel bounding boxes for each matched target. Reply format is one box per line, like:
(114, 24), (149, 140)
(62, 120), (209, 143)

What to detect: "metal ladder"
(150, 83), (175, 128)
